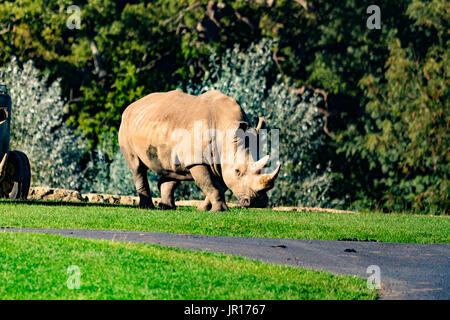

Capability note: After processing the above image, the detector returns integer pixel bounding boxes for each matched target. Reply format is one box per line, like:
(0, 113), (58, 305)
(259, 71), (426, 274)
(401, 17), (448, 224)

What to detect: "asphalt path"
(1, 227), (449, 300)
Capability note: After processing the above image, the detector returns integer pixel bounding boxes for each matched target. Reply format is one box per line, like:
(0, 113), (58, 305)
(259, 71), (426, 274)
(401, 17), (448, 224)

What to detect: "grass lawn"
(1, 200), (448, 243)
(0, 232), (376, 300)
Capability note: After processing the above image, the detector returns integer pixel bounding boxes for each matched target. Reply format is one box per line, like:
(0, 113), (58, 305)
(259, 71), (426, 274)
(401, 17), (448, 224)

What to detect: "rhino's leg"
(197, 197), (212, 211)
(122, 149), (155, 209)
(189, 165), (228, 211)
(133, 165), (155, 209)
(158, 177), (179, 210)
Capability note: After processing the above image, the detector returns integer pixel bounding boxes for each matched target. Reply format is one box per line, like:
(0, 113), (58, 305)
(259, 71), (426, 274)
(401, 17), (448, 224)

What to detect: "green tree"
(340, 0), (449, 213)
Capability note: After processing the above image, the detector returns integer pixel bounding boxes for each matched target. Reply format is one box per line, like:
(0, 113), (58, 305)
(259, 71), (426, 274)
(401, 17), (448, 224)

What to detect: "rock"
(82, 192), (137, 205)
(29, 187), (85, 202)
(118, 196), (139, 206)
(83, 193), (117, 204)
(83, 193), (105, 203)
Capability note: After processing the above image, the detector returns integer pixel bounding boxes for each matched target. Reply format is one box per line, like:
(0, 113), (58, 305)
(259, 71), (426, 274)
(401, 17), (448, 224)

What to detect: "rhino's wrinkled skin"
(119, 90), (280, 211)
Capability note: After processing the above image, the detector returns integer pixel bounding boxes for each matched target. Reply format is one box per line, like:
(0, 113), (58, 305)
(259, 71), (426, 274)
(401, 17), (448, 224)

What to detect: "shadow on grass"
(0, 198), (136, 209)
(0, 198), (196, 212)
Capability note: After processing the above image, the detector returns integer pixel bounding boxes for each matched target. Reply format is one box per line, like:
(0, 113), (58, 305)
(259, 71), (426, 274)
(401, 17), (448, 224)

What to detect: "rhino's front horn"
(250, 155), (270, 173)
(0, 153), (8, 181)
(257, 163), (281, 191)
(267, 163), (281, 181)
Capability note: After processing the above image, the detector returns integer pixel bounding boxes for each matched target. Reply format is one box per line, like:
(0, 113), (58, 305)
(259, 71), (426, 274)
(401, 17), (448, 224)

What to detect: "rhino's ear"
(232, 121), (249, 146)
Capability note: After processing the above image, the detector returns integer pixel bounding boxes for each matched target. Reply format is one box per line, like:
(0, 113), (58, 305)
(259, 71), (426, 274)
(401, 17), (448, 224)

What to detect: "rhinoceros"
(118, 89), (280, 211)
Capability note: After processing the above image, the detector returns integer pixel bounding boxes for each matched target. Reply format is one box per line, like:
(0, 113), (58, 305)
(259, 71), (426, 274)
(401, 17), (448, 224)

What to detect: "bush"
(87, 146), (157, 197)
(0, 58), (88, 190)
(88, 148), (135, 196)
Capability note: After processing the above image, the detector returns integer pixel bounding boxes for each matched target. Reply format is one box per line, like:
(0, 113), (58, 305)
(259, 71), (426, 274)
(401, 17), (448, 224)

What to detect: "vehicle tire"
(0, 150), (31, 199)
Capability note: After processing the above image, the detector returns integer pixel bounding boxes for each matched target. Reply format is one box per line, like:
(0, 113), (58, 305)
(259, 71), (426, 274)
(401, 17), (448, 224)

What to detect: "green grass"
(0, 232), (376, 300)
(1, 200), (449, 243)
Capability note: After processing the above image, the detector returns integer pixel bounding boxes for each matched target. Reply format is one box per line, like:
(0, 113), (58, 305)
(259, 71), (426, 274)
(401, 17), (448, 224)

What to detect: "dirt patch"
(271, 206), (356, 214)
(27, 187), (357, 214)
(173, 199), (240, 208)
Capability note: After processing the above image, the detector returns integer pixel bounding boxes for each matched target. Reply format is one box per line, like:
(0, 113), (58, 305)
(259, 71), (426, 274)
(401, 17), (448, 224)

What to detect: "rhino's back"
(121, 90), (245, 140)
(119, 90), (246, 173)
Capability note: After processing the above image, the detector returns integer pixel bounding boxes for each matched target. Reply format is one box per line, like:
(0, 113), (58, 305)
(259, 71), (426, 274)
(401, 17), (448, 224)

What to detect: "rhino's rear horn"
(256, 117), (266, 134)
(250, 155), (270, 173)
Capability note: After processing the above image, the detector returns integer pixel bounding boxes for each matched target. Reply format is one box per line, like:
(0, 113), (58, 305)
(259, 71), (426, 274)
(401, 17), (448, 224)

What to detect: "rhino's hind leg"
(189, 165), (228, 212)
(122, 148), (155, 209)
(158, 177), (179, 210)
(133, 164), (155, 209)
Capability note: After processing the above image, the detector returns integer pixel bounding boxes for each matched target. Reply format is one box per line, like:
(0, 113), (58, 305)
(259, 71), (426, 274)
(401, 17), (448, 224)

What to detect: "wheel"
(0, 150), (31, 199)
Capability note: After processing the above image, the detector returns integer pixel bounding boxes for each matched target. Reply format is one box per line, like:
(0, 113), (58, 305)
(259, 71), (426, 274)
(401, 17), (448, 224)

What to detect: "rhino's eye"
(235, 169), (242, 176)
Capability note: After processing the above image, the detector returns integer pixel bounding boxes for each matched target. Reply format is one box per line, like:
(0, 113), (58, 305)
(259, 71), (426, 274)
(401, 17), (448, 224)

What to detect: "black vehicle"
(0, 84), (31, 199)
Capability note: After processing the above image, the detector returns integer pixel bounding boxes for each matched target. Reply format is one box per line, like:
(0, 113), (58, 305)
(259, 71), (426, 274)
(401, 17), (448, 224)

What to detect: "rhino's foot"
(210, 202), (229, 212)
(197, 201), (212, 211)
(158, 202), (177, 210)
(138, 198), (155, 209)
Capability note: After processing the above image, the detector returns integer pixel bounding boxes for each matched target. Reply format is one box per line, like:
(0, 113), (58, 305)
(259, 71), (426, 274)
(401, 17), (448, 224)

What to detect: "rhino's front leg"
(197, 197), (212, 211)
(158, 177), (179, 209)
(189, 165), (228, 211)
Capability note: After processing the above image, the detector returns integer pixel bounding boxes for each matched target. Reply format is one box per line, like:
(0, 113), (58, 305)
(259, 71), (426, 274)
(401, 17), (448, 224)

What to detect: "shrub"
(87, 147), (157, 197)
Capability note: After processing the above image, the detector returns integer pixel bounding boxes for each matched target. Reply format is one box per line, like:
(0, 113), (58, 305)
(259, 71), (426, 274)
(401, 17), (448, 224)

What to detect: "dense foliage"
(0, 0), (447, 212)
(338, 0), (449, 213)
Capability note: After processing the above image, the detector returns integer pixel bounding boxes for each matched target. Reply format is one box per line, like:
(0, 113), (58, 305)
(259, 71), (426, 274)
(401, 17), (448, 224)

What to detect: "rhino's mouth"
(239, 193), (269, 208)
(239, 198), (251, 207)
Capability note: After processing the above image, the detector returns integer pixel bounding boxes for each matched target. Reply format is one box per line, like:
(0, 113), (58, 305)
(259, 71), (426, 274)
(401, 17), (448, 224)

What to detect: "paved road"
(1, 227), (449, 300)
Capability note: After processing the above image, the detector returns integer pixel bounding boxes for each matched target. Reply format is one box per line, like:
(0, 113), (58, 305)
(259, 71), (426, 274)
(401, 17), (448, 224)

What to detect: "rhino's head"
(221, 118), (281, 208)
(223, 154), (280, 208)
